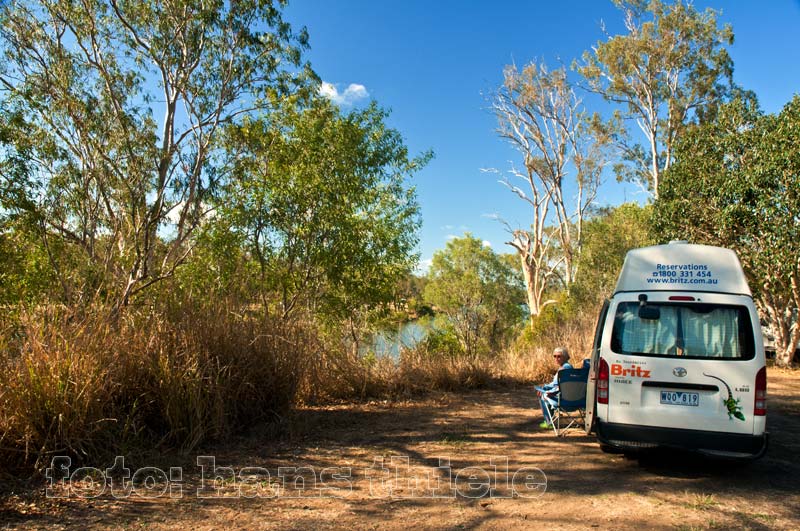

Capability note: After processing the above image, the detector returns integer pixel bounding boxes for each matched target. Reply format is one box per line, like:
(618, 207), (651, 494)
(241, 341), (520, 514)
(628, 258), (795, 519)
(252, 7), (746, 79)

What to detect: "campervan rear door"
(604, 293), (760, 435)
(585, 300), (609, 434)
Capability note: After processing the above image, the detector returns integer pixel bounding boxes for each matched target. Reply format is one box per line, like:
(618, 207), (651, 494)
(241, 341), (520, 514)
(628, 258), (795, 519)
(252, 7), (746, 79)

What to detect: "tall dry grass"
(296, 340), (573, 403)
(0, 299), (596, 475)
(0, 304), (312, 473)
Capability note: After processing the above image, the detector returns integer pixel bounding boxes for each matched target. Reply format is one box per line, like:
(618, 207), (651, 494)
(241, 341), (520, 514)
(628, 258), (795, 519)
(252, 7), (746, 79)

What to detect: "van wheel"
(599, 443), (622, 454)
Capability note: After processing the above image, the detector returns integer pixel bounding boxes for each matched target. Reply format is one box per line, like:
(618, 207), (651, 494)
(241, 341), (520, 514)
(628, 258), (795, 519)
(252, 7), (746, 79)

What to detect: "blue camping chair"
(544, 367), (589, 436)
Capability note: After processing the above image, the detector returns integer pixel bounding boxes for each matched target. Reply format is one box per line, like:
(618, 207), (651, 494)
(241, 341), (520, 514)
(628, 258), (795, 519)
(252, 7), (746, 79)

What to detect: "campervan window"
(610, 302), (755, 360)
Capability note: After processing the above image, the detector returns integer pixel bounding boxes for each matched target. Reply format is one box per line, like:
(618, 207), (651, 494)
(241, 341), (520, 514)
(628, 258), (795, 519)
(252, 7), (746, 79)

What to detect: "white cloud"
(319, 82), (338, 101)
(446, 234), (458, 241)
(165, 201), (186, 225)
(319, 81), (370, 106)
(416, 258), (433, 275)
(482, 240), (492, 248)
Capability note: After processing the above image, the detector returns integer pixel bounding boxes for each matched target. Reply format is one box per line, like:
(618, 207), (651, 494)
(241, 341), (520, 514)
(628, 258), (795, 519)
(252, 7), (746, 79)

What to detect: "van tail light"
(597, 358), (610, 405)
(754, 366), (767, 416)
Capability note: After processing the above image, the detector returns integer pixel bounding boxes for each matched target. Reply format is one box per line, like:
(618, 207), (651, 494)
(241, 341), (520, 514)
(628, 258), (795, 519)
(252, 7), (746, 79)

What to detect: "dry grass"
(494, 347), (556, 384)
(297, 341), (568, 404)
(0, 304), (312, 473)
(0, 303), (589, 476)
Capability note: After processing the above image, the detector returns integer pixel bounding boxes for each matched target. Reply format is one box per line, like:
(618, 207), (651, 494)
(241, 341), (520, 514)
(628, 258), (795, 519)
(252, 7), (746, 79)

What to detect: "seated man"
(536, 347), (573, 429)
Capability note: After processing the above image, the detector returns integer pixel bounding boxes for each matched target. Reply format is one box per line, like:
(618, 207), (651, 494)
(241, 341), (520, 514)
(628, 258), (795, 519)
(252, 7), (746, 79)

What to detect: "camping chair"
(545, 367), (589, 436)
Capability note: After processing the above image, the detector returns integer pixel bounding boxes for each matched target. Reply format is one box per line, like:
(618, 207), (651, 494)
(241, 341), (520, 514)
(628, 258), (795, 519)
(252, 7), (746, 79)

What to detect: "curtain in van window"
(682, 308), (741, 358)
(617, 306), (679, 354)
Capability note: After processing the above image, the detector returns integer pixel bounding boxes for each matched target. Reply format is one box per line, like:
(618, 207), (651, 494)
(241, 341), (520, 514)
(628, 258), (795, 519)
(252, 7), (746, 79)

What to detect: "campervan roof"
(614, 241), (752, 296)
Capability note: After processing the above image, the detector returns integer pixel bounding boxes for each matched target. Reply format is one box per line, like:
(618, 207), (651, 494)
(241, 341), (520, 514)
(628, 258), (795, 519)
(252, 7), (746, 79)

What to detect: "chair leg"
(551, 400), (560, 435)
(542, 399), (559, 436)
(555, 410), (581, 437)
(545, 401), (587, 436)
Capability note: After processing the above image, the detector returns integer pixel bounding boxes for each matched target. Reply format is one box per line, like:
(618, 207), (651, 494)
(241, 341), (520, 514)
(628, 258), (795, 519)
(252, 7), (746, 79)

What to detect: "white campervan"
(585, 242), (768, 459)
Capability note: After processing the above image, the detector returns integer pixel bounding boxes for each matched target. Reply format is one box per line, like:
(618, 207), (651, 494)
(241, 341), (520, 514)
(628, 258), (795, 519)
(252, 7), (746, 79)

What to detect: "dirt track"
(2, 369), (800, 530)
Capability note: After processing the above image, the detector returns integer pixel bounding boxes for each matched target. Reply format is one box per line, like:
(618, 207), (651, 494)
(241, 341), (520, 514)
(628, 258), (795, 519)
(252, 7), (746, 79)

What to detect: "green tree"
(219, 99), (429, 323)
(577, 0), (733, 197)
(0, 221), (57, 303)
(572, 203), (654, 304)
(0, 0), (313, 309)
(170, 219), (258, 308)
(653, 95), (800, 366)
(424, 235), (526, 356)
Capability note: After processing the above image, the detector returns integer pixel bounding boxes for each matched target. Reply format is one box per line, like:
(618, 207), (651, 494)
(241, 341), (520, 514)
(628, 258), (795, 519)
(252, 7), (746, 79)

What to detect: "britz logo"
(610, 364), (651, 378)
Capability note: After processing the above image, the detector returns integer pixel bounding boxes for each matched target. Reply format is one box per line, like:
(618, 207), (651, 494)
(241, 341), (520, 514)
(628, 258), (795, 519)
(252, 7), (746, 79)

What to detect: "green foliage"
(219, 98), (429, 321)
(578, 0), (734, 195)
(0, 0), (313, 307)
(652, 94), (763, 244)
(0, 222), (56, 303)
(421, 323), (464, 357)
(424, 235), (526, 356)
(572, 203), (654, 304)
(654, 94), (800, 365)
(395, 273), (433, 318)
(524, 291), (575, 344)
(169, 222), (257, 308)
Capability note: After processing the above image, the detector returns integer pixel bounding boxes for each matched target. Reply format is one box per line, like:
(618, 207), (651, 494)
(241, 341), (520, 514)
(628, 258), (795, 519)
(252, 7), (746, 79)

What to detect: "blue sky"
(283, 1), (800, 271)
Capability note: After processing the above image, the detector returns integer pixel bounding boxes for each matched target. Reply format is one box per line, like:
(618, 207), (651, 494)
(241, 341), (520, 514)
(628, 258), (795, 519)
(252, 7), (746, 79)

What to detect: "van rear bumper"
(597, 420), (768, 459)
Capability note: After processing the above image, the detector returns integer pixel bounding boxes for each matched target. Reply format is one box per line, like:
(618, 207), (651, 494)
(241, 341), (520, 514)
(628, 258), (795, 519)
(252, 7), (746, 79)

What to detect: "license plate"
(660, 391), (699, 407)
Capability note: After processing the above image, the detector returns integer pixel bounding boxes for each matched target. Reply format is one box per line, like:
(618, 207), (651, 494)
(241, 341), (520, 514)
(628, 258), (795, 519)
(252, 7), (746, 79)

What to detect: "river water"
(362, 318), (433, 359)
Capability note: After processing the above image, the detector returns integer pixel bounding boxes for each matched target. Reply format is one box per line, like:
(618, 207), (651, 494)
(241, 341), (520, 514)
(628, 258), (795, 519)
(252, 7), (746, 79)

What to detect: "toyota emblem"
(673, 367), (687, 377)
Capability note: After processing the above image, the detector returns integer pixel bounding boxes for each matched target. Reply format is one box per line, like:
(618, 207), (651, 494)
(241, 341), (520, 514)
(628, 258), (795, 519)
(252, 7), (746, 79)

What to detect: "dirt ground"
(2, 368), (800, 531)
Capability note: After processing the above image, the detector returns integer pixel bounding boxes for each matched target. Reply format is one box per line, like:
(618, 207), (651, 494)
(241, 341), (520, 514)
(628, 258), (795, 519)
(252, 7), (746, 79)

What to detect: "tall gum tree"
(0, 0), (313, 310)
(577, 0), (733, 198)
(492, 60), (608, 324)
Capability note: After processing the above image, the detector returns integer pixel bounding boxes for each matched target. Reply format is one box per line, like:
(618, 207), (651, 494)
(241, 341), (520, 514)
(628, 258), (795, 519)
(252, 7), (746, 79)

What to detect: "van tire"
(599, 442), (622, 454)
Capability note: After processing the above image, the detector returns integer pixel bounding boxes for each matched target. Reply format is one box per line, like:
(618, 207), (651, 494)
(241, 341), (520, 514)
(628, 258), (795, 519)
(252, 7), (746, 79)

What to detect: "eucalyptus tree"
(493, 60), (609, 322)
(654, 95), (800, 367)
(578, 0), (733, 198)
(0, 0), (313, 309)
